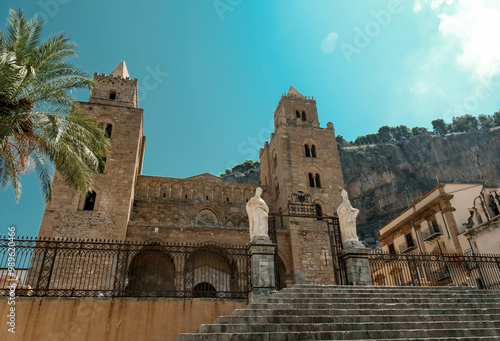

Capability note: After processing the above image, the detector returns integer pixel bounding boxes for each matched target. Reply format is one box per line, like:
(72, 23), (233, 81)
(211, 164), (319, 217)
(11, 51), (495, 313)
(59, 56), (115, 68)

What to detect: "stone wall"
(0, 297), (246, 341)
(287, 220), (336, 285)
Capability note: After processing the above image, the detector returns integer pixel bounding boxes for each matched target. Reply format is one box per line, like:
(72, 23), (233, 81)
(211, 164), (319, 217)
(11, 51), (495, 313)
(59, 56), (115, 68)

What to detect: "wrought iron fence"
(0, 237), (251, 298)
(369, 252), (500, 290)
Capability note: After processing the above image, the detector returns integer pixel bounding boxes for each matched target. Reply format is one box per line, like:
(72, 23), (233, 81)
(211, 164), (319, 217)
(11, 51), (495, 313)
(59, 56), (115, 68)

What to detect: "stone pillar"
(339, 247), (373, 286)
(249, 238), (277, 303)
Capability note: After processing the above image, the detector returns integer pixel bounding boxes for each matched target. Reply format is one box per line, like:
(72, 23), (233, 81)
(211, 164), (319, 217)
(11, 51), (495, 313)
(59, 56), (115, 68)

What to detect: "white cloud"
(321, 32), (338, 54)
(416, 0), (500, 78)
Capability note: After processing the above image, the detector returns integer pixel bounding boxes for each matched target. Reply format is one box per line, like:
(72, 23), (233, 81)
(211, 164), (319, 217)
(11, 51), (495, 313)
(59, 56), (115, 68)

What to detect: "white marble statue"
(246, 187), (270, 241)
(337, 189), (361, 247)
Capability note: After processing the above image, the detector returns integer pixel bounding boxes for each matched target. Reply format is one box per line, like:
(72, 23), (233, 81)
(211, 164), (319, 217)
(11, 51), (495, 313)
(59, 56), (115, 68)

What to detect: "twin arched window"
(308, 173), (321, 188)
(295, 110), (306, 121)
(304, 144), (317, 158)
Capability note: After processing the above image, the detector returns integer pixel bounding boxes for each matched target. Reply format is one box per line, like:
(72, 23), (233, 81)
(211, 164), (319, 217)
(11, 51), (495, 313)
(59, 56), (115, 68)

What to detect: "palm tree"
(0, 8), (108, 202)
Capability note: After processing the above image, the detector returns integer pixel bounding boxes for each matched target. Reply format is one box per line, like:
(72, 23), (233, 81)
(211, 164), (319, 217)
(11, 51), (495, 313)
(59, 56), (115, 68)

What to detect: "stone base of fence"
(249, 237), (277, 303)
(340, 247), (373, 286)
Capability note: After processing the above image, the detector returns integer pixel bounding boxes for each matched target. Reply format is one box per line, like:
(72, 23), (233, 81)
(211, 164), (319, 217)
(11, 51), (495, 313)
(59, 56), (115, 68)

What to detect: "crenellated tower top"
(89, 61), (139, 108)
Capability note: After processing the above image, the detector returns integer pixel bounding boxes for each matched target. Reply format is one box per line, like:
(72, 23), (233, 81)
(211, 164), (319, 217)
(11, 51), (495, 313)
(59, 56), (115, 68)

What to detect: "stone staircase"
(176, 284), (500, 340)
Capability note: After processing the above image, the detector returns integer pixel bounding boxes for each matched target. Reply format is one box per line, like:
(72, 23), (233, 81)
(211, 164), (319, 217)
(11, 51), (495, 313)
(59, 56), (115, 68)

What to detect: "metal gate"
(268, 191), (344, 287)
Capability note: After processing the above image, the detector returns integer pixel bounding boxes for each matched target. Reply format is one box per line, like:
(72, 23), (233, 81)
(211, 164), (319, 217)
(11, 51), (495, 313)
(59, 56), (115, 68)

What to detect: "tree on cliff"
(0, 9), (108, 202)
(432, 119), (448, 136)
(451, 114), (478, 132)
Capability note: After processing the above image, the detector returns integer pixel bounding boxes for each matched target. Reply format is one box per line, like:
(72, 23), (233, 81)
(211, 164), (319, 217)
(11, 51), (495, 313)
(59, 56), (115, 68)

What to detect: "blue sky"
(2, 0), (500, 237)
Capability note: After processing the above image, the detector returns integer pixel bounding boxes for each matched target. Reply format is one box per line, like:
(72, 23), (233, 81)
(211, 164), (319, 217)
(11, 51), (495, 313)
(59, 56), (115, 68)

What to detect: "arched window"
(273, 155), (277, 169)
(109, 91), (116, 100)
(315, 203), (323, 220)
(308, 173), (322, 188)
(83, 191), (96, 210)
(196, 210), (218, 226)
(301, 111), (306, 121)
(315, 174), (321, 188)
(308, 173), (315, 187)
(304, 144), (310, 157)
(295, 110), (300, 118)
(193, 282), (216, 298)
(311, 145), (316, 158)
(105, 124), (113, 138)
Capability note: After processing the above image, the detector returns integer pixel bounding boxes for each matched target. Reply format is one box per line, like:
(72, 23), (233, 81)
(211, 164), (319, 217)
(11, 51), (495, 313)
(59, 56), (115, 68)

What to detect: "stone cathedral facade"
(38, 62), (346, 286)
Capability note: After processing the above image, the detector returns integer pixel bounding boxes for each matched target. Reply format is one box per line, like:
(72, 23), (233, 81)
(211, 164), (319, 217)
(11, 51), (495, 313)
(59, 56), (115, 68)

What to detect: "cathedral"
(38, 61), (346, 287)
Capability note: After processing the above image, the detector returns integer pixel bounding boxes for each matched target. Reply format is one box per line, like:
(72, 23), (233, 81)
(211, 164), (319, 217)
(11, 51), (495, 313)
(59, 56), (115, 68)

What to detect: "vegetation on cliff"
(336, 112), (500, 147)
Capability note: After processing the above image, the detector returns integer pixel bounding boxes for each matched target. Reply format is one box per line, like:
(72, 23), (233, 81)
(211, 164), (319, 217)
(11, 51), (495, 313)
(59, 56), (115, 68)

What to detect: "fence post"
(249, 237), (277, 303)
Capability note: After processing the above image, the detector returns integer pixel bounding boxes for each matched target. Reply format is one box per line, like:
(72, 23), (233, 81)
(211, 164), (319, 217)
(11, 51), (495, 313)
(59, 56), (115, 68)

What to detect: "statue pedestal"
(249, 237), (277, 303)
(339, 246), (373, 286)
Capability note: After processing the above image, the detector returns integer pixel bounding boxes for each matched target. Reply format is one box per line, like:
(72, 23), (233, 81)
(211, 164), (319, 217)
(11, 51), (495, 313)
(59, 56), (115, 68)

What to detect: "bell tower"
(38, 61), (146, 240)
(260, 85), (344, 216)
(260, 86), (345, 284)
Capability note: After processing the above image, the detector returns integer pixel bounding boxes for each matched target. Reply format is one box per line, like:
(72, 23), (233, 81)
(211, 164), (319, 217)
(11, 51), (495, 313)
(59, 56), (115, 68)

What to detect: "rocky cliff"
(221, 128), (500, 246)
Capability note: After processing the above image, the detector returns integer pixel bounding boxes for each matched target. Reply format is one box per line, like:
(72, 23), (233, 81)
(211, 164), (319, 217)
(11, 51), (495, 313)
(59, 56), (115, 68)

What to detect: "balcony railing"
(399, 242), (417, 253)
(422, 226), (443, 241)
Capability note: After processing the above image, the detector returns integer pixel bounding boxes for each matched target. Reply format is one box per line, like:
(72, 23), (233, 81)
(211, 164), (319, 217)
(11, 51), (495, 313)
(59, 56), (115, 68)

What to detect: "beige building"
(38, 62), (346, 287)
(379, 183), (482, 255)
(464, 187), (500, 254)
(378, 183), (500, 256)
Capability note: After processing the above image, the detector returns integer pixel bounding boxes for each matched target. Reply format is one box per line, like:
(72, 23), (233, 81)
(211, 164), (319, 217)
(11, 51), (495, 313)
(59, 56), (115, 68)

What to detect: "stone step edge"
(199, 320), (500, 329)
(216, 314), (500, 321)
(230, 308), (500, 315)
(181, 327), (500, 336)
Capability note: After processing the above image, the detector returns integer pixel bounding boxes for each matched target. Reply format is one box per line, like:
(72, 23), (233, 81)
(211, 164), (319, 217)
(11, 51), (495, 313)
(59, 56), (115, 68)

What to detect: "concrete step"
(257, 295), (500, 305)
(197, 320), (500, 334)
(177, 328), (500, 340)
(279, 286), (500, 295)
(176, 285), (500, 341)
(231, 307), (500, 317)
(248, 301), (500, 310)
(272, 290), (500, 299)
(214, 314), (500, 325)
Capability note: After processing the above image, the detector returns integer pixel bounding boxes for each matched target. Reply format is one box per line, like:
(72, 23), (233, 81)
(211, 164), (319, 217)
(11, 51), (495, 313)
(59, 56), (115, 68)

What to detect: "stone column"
(249, 238), (277, 303)
(339, 247), (373, 286)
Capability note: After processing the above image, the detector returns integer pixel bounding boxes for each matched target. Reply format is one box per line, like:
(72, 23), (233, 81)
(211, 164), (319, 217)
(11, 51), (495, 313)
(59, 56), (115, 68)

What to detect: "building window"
(490, 196), (500, 216)
(308, 173), (321, 188)
(273, 155), (277, 169)
(430, 220), (440, 234)
(405, 233), (414, 248)
(105, 124), (113, 138)
(315, 203), (323, 220)
(315, 174), (321, 188)
(301, 111), (306, 121)
(388, 244), (396, 254)
(305, 144), (317, 158)
(311, 145), (316, 158)
(109, 91), (116, 100)
(308, 173), (315, 187)
(83, 191), (96, 211)
(295, 110), (300, 119)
